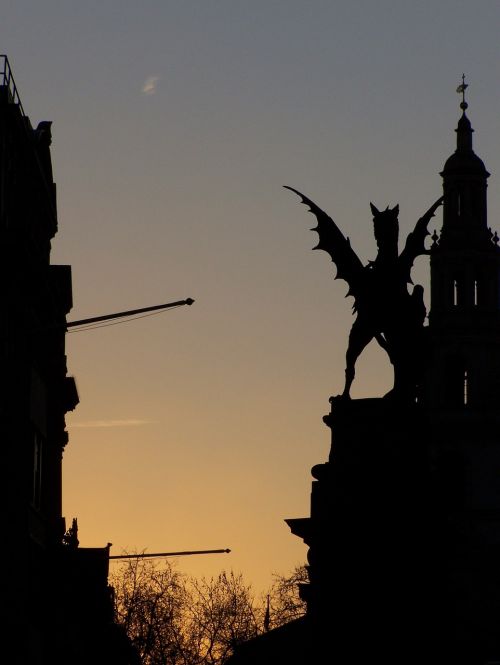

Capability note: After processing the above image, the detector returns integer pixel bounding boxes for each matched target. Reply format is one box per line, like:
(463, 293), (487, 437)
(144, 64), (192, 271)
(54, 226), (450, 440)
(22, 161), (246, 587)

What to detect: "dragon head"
(370, 203), (400, 258)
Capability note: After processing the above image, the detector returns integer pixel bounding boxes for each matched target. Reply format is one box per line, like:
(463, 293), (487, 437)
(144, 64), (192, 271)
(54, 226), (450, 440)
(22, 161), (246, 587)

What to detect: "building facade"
(0, 56), (137, 665)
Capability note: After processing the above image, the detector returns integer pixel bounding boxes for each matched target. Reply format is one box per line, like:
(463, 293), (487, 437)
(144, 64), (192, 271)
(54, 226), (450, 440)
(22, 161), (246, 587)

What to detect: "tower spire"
(430, 80), (497, 343)
(455, 75), (473, 152)
(437, 76), (489, 247)
(456, 73), (468, 111)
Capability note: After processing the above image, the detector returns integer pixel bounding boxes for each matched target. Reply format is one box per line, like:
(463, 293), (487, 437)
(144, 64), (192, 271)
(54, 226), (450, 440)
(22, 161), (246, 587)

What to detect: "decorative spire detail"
(455, 74), (473, 152)
(456, 73), (469, 112)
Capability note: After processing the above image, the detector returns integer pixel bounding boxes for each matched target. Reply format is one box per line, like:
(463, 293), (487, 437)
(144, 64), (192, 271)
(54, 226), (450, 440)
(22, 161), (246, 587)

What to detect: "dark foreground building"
(230, 95), (500, 663)
(0, 57), (138, 664)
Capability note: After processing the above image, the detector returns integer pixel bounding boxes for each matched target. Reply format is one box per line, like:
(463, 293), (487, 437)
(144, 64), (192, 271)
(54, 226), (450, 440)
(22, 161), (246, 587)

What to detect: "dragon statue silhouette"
(285, 186), (443, 401)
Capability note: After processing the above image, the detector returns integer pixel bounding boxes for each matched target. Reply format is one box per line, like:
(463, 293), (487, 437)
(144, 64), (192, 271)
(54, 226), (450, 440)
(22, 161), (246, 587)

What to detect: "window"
(444, 356), (468, 408)
(32, 432), (42, 509)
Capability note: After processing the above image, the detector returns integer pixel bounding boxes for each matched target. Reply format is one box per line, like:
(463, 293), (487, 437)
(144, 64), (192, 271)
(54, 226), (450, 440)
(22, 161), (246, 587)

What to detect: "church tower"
(423, 84), (500, 660)
(427, 82), (500, 409)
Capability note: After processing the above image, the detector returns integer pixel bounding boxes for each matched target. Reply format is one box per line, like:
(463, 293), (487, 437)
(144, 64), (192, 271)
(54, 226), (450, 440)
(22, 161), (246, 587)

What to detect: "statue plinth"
(287, 397), (440, 660)
(285, 396), (500, 661)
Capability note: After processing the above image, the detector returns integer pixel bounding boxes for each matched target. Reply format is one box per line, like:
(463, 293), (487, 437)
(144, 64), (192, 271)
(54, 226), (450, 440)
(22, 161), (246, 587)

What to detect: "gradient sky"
(3, 1), (500, 594)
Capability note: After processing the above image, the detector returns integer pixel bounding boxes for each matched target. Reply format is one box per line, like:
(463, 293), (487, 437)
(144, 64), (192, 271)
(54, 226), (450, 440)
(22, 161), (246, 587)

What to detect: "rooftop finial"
(456, 74), (468, 112)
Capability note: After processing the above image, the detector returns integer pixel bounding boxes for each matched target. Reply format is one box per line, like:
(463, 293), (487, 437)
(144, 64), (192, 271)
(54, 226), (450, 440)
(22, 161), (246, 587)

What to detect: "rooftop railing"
(0, 55), (25, 117)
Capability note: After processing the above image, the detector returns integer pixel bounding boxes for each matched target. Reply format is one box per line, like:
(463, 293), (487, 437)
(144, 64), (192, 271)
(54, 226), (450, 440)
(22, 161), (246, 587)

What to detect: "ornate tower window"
(32, 431), (43, 510)
(453, 278), (459, 307)
(452, 274), (464, 307)
(444, 356), (469, 407)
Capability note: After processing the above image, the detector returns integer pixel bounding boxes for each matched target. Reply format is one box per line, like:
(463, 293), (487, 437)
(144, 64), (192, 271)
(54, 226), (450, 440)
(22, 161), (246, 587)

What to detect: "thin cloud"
(142, 75), (159, 95)
(69, 419), (154, 429)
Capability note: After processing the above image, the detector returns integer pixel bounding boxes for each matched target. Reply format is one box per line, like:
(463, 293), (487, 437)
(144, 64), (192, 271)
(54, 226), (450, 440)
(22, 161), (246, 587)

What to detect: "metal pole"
(67, 297), (194, 329)
(109, 548), (231, 560)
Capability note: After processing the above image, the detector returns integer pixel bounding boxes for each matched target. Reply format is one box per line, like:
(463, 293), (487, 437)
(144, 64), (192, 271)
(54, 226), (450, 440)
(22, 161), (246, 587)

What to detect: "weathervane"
(456, 74), (468, 111)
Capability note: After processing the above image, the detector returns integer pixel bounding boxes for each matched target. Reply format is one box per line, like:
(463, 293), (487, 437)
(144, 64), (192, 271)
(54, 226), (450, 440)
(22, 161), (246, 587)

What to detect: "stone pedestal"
(287, 398), (438, 661)
(285, 398), (500, 662)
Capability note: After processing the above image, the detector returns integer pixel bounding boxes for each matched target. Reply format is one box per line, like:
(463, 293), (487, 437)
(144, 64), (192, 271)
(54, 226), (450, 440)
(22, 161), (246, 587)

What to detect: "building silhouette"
(0, 56), (138, 665)
(229, 94), (500, 663)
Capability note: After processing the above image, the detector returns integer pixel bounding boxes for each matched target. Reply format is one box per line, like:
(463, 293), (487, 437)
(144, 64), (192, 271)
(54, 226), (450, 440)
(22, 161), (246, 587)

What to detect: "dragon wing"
(398, 196), (443, 282)
(285, 186), (365, 301)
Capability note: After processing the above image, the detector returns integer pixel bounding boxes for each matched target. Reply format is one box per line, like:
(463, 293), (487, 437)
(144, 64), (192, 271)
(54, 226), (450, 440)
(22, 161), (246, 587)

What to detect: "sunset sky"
(3, 1), (500, 595)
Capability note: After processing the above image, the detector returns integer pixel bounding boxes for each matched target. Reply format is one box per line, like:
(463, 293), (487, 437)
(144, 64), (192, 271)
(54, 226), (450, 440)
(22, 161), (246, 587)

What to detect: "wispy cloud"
(69, 419), (155, 429)
(142, 75), (159, 95)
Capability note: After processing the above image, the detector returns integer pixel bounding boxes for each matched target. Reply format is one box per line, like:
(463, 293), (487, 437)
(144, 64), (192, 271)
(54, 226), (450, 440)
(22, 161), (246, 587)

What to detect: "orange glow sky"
(3, 2), (500, 594)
